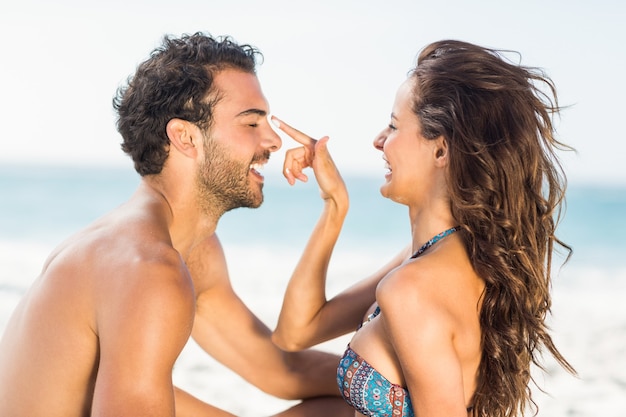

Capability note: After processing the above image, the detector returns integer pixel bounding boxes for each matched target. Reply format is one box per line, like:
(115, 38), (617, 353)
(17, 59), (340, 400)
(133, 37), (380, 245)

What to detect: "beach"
(1, 165), (625, 416)
(175, 248), (626, 416)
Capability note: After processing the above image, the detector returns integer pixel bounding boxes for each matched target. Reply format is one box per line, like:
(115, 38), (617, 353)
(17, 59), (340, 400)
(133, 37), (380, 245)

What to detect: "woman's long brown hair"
(410, 40), (576, 416)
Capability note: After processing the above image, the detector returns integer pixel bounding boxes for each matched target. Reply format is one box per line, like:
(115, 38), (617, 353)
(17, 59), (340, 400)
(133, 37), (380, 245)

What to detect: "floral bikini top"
(337, 304), (414, 416)
(336, 227), (470, 417)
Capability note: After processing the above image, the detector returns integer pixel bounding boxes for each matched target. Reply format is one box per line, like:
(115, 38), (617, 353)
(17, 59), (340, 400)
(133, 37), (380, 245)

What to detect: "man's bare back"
(0, 185), (195, 416)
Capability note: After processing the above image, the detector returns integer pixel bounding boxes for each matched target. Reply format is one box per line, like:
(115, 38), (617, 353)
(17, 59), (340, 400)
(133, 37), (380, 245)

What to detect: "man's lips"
(250, 161), (267, 178)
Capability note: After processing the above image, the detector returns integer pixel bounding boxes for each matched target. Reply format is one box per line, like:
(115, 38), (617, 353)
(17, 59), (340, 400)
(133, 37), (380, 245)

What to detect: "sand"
(1, 242), (625, 416)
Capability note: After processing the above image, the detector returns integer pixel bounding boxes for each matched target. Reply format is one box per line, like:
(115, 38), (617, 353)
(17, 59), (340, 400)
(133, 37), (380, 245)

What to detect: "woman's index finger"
(271, 116), (316, 146)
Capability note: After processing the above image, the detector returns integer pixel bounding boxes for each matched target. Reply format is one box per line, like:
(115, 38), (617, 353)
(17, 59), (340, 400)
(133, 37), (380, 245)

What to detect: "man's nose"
(265, 123), (282, 152)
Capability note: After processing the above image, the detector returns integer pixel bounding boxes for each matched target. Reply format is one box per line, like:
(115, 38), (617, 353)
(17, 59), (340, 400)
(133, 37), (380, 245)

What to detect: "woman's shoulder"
(376, 257), (445, 318)
(376, 244), (478, 326)
(378, 243), (464, 291)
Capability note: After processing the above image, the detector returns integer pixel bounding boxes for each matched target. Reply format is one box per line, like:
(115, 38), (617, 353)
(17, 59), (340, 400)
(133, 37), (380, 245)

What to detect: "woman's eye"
(388, 124), (397, 131)
(248, 123), (258, 127)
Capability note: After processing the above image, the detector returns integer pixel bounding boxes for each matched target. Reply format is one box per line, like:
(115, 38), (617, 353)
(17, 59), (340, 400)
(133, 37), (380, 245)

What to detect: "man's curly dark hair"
(113, 32), (261, 176)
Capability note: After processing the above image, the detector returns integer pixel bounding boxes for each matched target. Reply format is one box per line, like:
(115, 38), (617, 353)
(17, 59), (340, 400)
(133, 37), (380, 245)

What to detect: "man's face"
(195, 69), (281, 214)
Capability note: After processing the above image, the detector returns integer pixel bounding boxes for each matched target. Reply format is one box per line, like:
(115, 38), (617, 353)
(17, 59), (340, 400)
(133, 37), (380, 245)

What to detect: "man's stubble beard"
(195, 135), (265, 217)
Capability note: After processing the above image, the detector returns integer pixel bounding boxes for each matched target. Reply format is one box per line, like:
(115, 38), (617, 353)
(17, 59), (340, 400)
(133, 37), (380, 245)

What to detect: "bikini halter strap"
(410, 226), (460, 259)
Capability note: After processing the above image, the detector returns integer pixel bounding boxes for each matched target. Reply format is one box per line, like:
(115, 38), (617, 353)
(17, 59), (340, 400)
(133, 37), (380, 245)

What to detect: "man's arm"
(92, 249), (197, 416)
(187, 235), (340, 400)
(174, 387), (236, 417)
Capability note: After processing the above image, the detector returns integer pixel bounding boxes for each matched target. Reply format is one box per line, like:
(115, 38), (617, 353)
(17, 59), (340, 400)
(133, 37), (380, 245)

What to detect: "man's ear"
(166, 118), (198, 158)
(433, 135), (448, 167)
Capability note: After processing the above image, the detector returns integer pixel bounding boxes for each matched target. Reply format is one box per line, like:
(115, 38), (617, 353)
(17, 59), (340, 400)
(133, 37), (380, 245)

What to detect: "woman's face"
(373, 78), (442, 206)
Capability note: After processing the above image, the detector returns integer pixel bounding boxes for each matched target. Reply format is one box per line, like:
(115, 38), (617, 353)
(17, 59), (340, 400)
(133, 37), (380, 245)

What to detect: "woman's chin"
(379, 182), (391, 199)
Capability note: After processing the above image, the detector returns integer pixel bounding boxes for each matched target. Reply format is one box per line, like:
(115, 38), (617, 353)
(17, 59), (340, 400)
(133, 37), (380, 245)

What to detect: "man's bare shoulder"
(186, 233), (230, 294)
(33, 193), (190, 306)
(0, 195), (197, 417)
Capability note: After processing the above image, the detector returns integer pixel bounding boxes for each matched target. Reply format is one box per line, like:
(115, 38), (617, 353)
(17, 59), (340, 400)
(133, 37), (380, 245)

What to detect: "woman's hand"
(272, 116), (348, 205)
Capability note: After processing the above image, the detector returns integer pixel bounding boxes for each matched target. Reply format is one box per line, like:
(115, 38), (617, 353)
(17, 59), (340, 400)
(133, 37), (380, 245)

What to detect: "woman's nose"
(373, 130), (386, 151)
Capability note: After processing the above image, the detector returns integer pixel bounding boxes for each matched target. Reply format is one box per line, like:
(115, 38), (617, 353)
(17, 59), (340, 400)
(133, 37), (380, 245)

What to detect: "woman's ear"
(433, 136), (448, 167)
(166, 118), (198, 159)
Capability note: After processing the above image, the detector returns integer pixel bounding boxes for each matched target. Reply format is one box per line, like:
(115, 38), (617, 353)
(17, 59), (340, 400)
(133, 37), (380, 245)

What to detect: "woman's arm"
(271, 117), (408, 350)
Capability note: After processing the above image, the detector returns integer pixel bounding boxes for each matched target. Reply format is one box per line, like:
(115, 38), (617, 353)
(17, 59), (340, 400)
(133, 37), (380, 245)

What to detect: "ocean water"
(1, 163), (623, 269)
(1, 164), (625, 416)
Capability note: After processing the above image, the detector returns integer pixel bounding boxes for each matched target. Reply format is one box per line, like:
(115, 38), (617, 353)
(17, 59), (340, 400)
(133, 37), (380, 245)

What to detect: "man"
(0, 32), (349, 417)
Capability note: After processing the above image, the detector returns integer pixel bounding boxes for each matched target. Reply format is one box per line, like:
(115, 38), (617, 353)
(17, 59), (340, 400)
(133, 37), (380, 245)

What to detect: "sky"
(1, 0), (625, 185)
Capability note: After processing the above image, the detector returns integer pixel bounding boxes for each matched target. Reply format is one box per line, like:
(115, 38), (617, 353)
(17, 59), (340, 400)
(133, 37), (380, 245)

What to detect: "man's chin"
(224, 194), (263, 212)
(248, 183), (264, 208)
(244, 196), (264, 209)
(250, 193), (264, 209)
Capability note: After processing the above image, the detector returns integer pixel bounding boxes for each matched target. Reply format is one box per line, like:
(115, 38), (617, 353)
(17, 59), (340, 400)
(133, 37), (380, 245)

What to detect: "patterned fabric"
(336, 226), (462, 416)
(410, 226), (459, 259)
(337, 346), (414, 417)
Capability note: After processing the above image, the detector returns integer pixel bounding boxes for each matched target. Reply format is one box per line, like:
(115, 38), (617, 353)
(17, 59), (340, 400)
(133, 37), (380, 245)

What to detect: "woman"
(272, 39), (576, 417)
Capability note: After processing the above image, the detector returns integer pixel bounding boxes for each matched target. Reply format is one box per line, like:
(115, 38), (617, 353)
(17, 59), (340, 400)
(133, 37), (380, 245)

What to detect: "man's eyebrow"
(236, 109), (267, 117)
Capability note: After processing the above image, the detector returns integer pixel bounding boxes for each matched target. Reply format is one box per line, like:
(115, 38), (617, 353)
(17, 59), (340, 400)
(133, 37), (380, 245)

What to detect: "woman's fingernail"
(271, 116), (281, 128)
